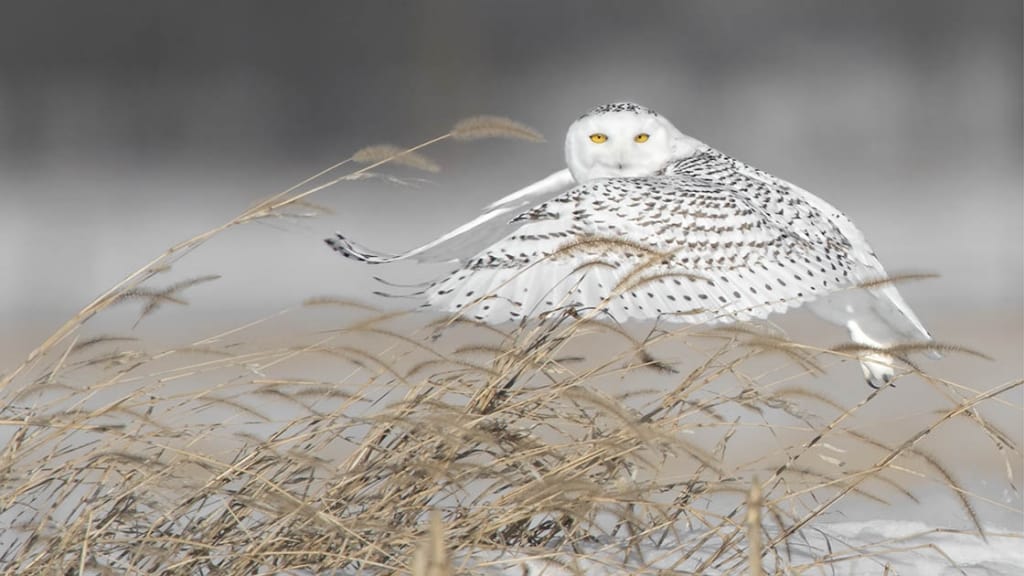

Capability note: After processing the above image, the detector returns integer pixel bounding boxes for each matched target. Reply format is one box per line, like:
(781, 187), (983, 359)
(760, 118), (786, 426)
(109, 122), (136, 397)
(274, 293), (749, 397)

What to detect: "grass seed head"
(451, 116), (545, 142)
(352, 144), (442, 173)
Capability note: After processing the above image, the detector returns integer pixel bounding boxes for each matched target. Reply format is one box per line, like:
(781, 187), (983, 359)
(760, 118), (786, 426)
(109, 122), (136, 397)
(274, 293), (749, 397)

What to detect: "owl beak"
(614, 150), (629, 172)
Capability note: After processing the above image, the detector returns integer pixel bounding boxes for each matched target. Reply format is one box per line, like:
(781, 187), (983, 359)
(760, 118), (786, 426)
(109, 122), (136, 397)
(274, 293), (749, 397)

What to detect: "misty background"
(0, 1), (1021, 383)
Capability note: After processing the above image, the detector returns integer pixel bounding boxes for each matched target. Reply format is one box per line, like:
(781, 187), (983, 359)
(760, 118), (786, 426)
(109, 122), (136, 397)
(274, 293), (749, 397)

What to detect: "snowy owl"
(326, 102), (937, 387)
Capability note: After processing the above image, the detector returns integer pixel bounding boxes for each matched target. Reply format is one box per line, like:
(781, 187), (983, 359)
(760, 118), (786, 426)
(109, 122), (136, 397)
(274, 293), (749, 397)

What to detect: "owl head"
(564, 102), (703, 182)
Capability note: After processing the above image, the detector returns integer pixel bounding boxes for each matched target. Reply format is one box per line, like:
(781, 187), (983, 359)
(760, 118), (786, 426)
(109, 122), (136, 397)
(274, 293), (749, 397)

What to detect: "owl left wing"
(720, 155), (935, 348)
(652, 151), (937, 388)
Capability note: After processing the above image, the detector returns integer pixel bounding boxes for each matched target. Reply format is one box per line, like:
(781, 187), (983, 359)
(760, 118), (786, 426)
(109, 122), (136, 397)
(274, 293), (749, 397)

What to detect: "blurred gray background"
(0, 0), (1021, 534)
(1, 1), (1021, 378)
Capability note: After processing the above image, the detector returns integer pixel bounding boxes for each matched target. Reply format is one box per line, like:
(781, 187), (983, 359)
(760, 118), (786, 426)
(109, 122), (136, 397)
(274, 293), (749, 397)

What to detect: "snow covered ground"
(451, 521), (1023, 575)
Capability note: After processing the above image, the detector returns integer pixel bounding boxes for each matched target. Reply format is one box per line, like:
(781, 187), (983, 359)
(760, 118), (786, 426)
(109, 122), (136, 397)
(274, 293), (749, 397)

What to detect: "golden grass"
(0, 120), (1020, 575)
(450, 116), (545, 142)
(352, 145), (442, 174)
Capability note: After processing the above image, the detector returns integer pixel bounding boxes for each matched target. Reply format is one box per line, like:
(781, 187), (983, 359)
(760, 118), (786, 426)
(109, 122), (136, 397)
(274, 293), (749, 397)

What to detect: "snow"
(452, 521), (1024, 575)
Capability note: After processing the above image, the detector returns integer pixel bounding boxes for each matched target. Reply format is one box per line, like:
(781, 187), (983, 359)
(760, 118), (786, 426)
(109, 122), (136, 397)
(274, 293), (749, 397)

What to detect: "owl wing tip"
(325, 233), (397, 264)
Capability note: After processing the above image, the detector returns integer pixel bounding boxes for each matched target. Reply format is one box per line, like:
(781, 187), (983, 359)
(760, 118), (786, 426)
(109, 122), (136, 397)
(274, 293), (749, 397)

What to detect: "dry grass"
(0, 119), (1020, 575)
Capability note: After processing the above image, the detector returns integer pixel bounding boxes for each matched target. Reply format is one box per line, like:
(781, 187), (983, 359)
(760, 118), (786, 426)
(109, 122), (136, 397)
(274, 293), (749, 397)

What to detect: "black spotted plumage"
(426, 149), (865, 326)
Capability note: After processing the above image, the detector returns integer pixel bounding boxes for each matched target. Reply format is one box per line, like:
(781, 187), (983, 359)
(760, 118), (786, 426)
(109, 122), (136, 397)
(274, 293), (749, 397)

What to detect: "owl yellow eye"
(589, 133), (608, 143)
(634, 133), (650, 143)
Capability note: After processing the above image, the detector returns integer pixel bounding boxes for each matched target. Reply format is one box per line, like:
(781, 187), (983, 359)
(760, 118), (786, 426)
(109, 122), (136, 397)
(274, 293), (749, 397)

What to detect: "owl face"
(564, 103), (701, 182)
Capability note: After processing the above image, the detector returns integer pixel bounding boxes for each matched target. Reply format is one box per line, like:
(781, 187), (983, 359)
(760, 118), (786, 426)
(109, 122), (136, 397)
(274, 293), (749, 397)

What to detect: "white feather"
(326, 169), (575, 264)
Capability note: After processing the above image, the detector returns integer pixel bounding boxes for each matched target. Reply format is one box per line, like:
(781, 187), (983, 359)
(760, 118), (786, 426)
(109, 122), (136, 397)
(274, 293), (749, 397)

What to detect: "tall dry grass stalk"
(0, 117), (1020, 575)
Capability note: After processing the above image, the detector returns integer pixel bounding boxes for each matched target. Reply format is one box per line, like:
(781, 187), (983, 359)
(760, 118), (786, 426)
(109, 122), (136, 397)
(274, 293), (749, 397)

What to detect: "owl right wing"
(325, 169), (576, 264)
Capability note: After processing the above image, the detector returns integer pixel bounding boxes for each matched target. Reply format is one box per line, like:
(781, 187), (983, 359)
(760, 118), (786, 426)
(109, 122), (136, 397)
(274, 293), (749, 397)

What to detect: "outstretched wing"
(426, 173), (864, 325)
(325, 169), (575, 264)
(665, 149), (934, 349)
